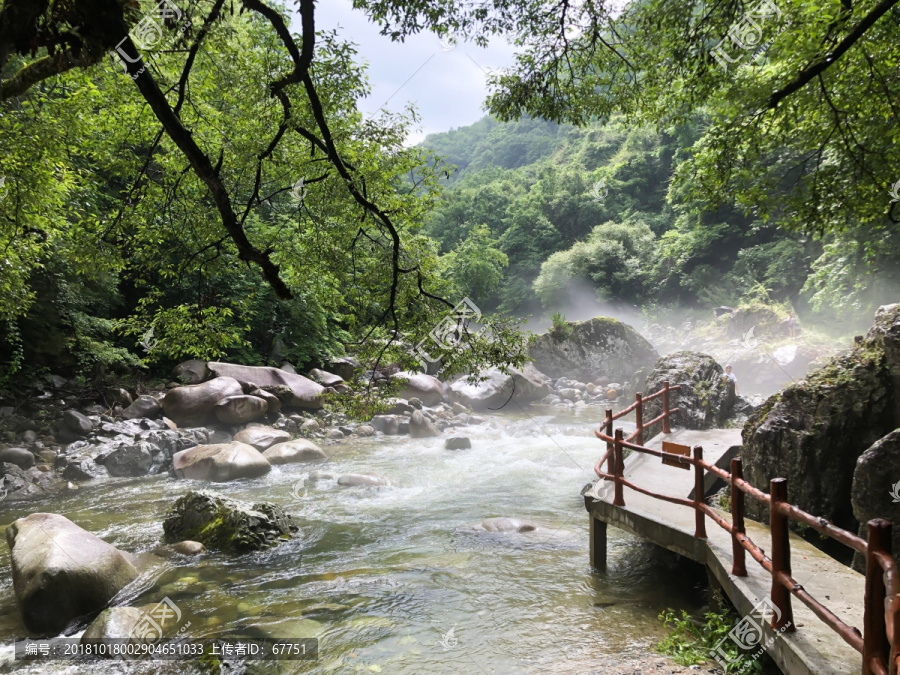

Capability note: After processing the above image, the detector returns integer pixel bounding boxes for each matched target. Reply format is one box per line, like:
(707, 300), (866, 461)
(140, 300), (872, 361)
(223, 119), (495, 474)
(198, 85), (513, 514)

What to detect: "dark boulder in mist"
(741, 304), (900, 533)
(529, 316), (659, 382)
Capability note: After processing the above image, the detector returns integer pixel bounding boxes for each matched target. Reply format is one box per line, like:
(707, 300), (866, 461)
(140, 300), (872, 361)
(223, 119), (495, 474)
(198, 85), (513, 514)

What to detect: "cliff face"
(741, 305), (900, 531)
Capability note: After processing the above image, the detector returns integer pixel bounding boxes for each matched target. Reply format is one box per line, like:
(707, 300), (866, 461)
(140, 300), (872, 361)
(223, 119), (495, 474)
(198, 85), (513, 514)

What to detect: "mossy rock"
(162, 490), (298, 552)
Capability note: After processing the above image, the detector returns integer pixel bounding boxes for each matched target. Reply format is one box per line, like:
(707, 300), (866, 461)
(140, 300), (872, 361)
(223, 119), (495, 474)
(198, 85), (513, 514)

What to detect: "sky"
(306, 1), (518, 145)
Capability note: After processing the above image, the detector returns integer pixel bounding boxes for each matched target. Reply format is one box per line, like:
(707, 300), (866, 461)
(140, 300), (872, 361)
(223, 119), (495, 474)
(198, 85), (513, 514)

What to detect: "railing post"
(605, 408), (614, 475)
(662, 381), (671, 434)
(693, 446), (707, 539)
(635, 392), (644, 446)
(613, 428), (625, 507)
(730, 458), (747, 577)
(770, 478), (794, 631)
(864, 519), (892, 675)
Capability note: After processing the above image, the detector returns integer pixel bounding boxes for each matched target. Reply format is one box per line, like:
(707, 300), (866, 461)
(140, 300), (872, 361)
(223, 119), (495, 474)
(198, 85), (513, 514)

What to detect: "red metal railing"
(592, 416), (900, 674)
(593, 380), (681, 477)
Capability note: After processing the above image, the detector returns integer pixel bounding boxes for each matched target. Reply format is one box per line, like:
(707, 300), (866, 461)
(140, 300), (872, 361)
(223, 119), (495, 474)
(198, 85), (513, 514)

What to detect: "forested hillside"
(422, 115), (900, 328)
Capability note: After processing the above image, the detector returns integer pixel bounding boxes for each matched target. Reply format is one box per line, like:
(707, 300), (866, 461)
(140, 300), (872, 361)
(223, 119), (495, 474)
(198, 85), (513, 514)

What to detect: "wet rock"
(642, 352), (734, 431)
(206, 362), (324, 410)
(326, 428), (345, 440)
(300, 419), (321, 434)
(208, 429), (233, 444)
(162, 377), (243, 427)
(0, 447), (34, 470)
(62, 457), (107, 481)
(172, 359), (210, 385)
(122, 395), (162, 421)
(63, 410), (93, 437)
(162, 490), (298, 552)
(305, 470), (337, 485)
(370, 415), (401, 435)
(357, 425), (375, 437)
(337, 473), (390, 487)
(308, 368), (344, 387)
(448, 363), (552, 411)
(451, 402), (468, 415)
(384, 398), (414, 415)
(82, 606), (147, 643)
(6, 513), (139, 636)
(233, 426), (290, 451)
(105, 387), (133, 407)
(445, 437), (471, 450)
(479, 517), (540, 533)
(151, 540), (208, 558)
(530, 316), (659, 381)
(172, 442), (271, 482)
(262, 439), (327, 465)
(214, 395), (268, 424)
(410, 410), (441, 438)
(98, 443), (154, 477)
(391, 372), (444, 406)
(408, 397), (423, 410)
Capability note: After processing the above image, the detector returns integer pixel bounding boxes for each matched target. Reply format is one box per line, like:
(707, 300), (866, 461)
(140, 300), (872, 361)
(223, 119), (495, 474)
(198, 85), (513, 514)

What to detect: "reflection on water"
(0, 407), (707, 673)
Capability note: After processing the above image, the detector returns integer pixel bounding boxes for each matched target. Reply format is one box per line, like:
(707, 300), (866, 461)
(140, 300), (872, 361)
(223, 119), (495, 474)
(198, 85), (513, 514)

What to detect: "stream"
(0, 407), (707, 673)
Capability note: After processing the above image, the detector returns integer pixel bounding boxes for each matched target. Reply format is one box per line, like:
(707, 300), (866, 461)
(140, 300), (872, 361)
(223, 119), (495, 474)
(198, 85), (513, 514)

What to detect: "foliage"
(657, 593), (762, 673)
(549, 312), (573, 341)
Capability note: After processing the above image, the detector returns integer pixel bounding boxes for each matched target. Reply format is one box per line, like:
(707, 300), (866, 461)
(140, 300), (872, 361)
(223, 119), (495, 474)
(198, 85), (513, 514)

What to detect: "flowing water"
(0, 407), (707, 673)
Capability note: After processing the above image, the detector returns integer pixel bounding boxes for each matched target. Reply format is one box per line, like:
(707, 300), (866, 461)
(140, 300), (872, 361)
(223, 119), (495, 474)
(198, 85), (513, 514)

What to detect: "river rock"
(62, 457), (107, 481)
(152, 540), (208, 558)
(300, 419), (321, 433)
(445, 437), (471, 450)
(214, 395), (268, 424)
(370, 414), (401, 435)
(233, 426), (290, 451)
(448, 363), (553, 411)
(384, 398), (414, 415)
(206, 362), (324, 409)
(642, 351), (735, 431)
(529, 316), (659, 381)
(162, 377), (243, 427)
(742, 304), (900, 529)
(105, 387), (133, 407)
(172, 359), (210, 385)
(357, 425), (375, 437)
(409, 410), (441, 438)
(122, 395), (162, 420)
(248, 388), (281, 415)
(479, 517), (540, 533)
(262, 439), (327, 464)
(6, 513), (139, 636)
(308, 368), (344, 387)
(98, 442), (154, 477)
(327, 357), (359, 381)
(81, 606), (145, 642)
(172, 442), (271, 482)
(0, 447), (34, 470)
(162, 490), (298, 552)
(337, 473), (390, 487)
(63, 410), (93, 436)
(391, 372), (443, 406)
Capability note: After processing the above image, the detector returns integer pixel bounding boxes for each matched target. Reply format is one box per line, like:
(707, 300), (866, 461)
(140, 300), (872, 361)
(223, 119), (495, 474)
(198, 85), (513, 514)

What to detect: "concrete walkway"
(584, 428), (864, 675)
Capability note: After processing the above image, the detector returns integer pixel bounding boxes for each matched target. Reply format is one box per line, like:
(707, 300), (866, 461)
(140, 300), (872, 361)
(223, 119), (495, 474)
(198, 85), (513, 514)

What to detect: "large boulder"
(233, 426), (290, 451)
(172, 359), (210, 385)
(162, 377), (243, 427)
(0, 447), (34, 470)
(63, 410), (94, 437)
(642, 352), (736, 431)
(162, 490), (298, 552)
(852, 429), (900, 569)
(6, 513), (139, 636)
(172, 442), (271, 482)
(122, 395), (162, 420)
(262, 439), (327, 464)
(213, 395), (268, 424)
(206, 362), (324, 409)
(81, 606), (145, 641)
(328, 357), (359, 381)
(409, 410), (441, 438)
(741, 305), (900, 529)
(529, 316), (659, 381)
(98, 442), (154, 477)
(307, 368), (344, 387)
(391, 372), (443, 406)
(448, 363), (553, 411)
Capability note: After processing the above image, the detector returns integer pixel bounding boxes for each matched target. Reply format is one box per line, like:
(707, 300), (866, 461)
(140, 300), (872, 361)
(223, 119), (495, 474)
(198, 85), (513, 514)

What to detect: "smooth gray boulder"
(63, 410), (93, 436)
(172, 359), (210, 385)
(213, 395), (268, 424)
(172, 442), (271, 482)
(262, 439), (327, 465)
(99, 442), (154, 477)
(409, 410), (441, 438)
(248, 388), (281, 415)
(0, 447), (34, 470)
(206, 362), (324, 409)
(162, 377), (243, 427)
(370, 415), (401, 435)
(81, 606), (145, 641)
(479, 517), (540, 533)
(6, 513), (139, 636)
(448, 363), (552, 411)
(308, 368), (344, 387)
(529, 316), (659, 381)
(162, 490), (297, 552)
(337, 473), (390, 487)
(232, 426), (290, 451)
(122, 395), (162, 420)
(391, 372), (443, 406)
